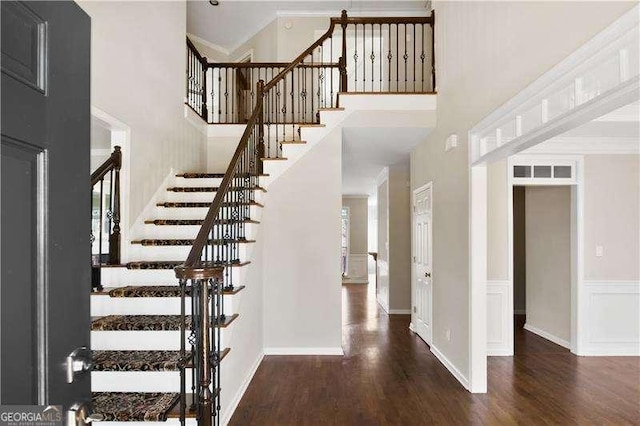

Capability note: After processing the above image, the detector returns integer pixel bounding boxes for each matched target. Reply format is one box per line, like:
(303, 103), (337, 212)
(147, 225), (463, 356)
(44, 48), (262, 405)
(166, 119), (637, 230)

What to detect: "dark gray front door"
(1, 0), (91, 411)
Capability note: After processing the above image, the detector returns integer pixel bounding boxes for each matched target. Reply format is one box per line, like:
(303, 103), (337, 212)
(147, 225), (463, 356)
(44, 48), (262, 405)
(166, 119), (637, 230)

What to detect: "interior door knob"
(425, 272), (431, 278)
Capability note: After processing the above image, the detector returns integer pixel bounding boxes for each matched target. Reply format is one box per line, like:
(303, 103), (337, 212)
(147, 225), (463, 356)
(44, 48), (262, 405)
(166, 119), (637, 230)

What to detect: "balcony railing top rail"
(186, 9), (435, 125)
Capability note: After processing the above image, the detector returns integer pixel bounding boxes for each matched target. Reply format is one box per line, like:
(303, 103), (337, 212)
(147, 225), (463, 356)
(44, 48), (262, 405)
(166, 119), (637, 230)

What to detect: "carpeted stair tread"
(143, 219), (260, 226)
(106, 285), (246, 298)
(92, 349), (231, 371)
(166, 186), (266, 192)
(132, 238), (256, 246)
(176, 172), (269, 178)
(92, 392), (179, 422)
(92, 350), (184, 371)
(91, 314), (239, 331)
(156, 201), (264, 208)
(126, 260), (250, 270)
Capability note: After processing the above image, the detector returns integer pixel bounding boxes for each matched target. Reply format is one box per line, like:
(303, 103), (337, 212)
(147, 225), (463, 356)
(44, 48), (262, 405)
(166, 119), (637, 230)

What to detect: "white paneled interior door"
(413, 184), (432, 345)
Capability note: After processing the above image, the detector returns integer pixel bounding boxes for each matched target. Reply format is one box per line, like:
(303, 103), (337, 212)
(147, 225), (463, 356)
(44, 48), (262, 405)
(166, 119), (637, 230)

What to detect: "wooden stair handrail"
(91, 145), (121, 186)
(182, 83), (264, 268)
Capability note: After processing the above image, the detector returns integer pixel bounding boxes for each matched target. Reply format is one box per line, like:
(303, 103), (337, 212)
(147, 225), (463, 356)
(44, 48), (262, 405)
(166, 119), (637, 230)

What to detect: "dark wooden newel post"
(201, 58), (209, 120)
(340, 9), (348, 93)
(109, 146), (121, 265)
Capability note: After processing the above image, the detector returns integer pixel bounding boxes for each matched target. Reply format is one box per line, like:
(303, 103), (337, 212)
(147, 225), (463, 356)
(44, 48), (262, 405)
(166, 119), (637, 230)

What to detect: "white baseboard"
(408, 322), (415, 333)
(523, 323), (571, 349)
(487, 348), (513, 357)
(221, 352), (264, 426)
(342, 278), (369, 284)
(263, 347), (344, 356)
(578, 346), (640, 356)
(513, 309), (526, 315)
(389, 309), (411, 315)
(430, 344), (469, 391)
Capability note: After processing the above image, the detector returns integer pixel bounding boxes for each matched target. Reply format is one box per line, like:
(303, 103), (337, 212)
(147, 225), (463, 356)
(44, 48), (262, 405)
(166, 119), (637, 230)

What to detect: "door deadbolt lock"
(66, 347), (93, 384)
(425, 272), (431, 278)
(67, 403), (104, 426)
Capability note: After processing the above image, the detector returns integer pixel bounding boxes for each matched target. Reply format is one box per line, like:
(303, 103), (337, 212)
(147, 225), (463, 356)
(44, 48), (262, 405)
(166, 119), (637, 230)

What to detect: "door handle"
(66, 347), (93, 383)
(425, 272), (431, 278)
(67, 403), (105, 426)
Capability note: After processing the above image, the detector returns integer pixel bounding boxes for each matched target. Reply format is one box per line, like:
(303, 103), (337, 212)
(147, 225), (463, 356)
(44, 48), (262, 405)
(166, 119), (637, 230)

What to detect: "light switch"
(595, 245), (604, 257)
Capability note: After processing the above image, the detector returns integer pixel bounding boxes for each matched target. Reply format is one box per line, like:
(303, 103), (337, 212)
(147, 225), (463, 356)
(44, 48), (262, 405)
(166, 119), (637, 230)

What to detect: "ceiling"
(187, 0), (430, 53)
(342, 127), (429, 196)
(525, 101), (640, 155)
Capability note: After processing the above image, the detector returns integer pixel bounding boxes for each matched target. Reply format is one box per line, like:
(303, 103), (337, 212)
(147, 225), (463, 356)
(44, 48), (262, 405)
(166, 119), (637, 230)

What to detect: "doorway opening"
(513, 184), (574, 354)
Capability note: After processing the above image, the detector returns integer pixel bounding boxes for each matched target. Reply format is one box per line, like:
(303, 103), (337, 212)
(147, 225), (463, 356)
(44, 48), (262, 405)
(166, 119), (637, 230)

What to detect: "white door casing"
(413, 183), (433, 345)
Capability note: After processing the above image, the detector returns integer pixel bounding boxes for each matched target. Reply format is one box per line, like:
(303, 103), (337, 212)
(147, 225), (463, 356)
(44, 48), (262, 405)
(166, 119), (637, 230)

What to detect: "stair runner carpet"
(107, 285), (245, 298)
(126, 260), (248, 270)
(92, 392), (179, 422)
(92, 350), (182, 371)
(92, 314), (238, 331)
(92, 315), (188, 331)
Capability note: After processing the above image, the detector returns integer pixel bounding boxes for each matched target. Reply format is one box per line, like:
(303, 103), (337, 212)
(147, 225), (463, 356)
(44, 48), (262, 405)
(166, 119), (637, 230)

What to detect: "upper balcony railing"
(186, 10), (435, 125)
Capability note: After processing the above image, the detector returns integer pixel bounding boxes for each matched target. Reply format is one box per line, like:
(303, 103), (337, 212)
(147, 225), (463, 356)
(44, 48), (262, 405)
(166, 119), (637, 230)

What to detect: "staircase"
(89, 9), (435, 426)
(90, 172), (264, 423)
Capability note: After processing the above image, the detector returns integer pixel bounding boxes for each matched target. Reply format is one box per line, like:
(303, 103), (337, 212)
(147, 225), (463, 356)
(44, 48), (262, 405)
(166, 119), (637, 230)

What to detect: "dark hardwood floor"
(230, 284), (640, 425)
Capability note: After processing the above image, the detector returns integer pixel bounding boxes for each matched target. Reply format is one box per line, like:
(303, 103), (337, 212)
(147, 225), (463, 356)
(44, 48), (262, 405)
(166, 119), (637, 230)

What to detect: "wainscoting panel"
(581, 280), (639, 355)
(344, 253), (369, 284)
(487, 280), (512, 356)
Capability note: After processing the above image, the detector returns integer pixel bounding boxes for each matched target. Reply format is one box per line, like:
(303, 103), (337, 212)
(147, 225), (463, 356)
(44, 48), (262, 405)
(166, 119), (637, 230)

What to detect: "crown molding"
(187, 33), (230, 56)
(276, 10), (429, 18)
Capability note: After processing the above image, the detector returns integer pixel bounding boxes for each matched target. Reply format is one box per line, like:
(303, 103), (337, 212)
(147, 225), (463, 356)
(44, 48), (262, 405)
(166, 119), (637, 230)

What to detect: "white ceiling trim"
(343, 194), (370, 198)
(187, 33), (230, 56)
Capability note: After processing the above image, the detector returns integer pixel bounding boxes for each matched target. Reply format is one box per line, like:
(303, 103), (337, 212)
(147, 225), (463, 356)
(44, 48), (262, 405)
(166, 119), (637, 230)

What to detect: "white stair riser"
(138, 223), (260, 240)
(174, 177), (223, 187)
(163, 189), (265, 204)
(92, 371), (189, 393)
(128, 244), (252, 263)
(92, 330), (230, 350)
(151, 205), (262, 221)
(100, 267), (246, 287)
(91, 295), (239, 316)
(174, 176), (268, 188)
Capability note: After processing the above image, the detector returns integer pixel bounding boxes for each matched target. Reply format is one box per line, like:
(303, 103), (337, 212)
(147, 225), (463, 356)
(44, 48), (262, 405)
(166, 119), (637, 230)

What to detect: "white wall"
(581, 154), (640, 355)
(229, 19), (278, 62)
(525, 186), (572, 346)
(262, 128), (343, 354)
(78, 0), (206, 225)
(583, 155), (639, 281)
(410, 1), (634, 385)
(388, 163), (412, 313)
(487, 159), (509, 282)
(220, 225), (264, 423)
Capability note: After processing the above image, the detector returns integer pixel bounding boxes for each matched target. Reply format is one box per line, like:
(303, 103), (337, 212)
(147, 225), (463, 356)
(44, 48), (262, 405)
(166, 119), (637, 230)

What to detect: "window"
(341, 207), (350, 276)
